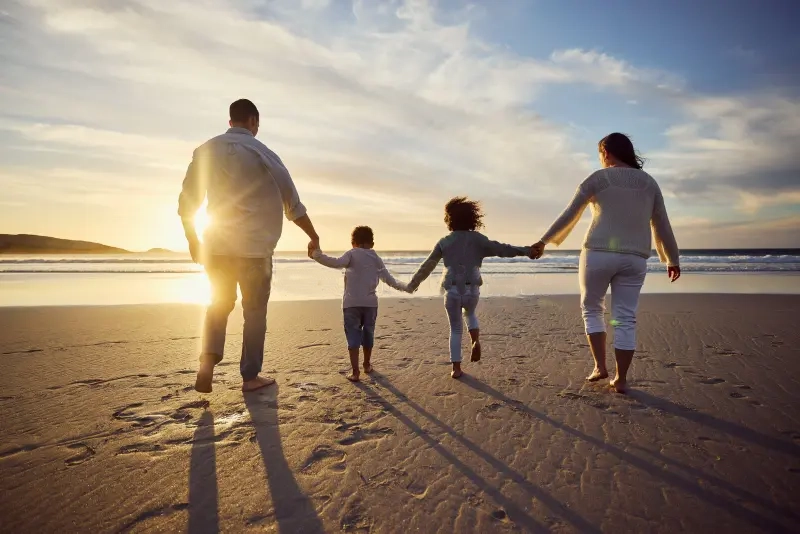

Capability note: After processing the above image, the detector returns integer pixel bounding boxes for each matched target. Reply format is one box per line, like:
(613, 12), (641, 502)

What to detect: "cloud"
(0, 0), (797, 251)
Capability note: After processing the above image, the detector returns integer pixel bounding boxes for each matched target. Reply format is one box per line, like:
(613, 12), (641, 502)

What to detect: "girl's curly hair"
(444, 196), (484, 232)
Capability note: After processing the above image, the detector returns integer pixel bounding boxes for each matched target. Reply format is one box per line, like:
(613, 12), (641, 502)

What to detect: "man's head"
(351, 226), (374, 249)
(229, 99), (260, 136)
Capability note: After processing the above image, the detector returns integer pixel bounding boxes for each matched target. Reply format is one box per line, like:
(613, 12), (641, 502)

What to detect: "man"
(178, 99), (320, 393)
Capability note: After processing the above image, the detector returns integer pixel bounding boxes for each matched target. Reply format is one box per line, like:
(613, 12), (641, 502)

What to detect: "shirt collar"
(226, 127), (255, 137)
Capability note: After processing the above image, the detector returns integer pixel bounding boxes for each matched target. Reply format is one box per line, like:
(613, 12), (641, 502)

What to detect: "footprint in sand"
(338, 427), (394, 446)
(64, 443), (95, 466)
(300, 445), (346, 473)
(698, 377), (725, 385)
(433, 391), (456, 397)
(729, 392), (746, 399)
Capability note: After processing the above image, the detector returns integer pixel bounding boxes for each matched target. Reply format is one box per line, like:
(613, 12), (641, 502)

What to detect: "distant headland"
(0, 234), (175, 255)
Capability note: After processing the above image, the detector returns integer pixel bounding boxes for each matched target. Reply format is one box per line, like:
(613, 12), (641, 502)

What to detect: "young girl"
(406, 197), (532, 378)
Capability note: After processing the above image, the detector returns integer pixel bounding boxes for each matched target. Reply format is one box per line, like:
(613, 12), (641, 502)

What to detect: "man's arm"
(177, 154), (206, 263)
(294, 214), (320, 247)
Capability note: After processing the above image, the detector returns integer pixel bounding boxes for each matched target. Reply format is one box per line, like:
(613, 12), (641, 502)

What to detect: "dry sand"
(0, 295), (798, 533)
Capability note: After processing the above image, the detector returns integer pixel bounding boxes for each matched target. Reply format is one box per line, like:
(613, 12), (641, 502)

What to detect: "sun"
(194, 203), (210, 237)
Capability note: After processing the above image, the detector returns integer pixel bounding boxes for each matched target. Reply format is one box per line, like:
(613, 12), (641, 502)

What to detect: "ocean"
(1, 249), (798, 306)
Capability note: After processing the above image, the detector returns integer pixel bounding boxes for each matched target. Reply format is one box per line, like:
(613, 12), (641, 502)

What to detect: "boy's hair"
(351, 226), (374, 246)
(444, 197), (484, 231)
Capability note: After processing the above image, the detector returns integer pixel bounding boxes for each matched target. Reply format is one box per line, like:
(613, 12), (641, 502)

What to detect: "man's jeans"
(202, 255), (272, 381)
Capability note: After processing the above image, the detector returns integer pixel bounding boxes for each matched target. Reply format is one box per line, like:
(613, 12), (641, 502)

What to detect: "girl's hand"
(668, 265), (681, 282)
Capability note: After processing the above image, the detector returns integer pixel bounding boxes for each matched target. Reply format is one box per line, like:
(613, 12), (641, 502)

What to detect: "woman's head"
(598, 133), (644, 169)
(444, 197), (484, 231)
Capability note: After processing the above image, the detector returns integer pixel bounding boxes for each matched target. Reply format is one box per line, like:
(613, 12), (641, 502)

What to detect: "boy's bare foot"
(470, 341), (481, 362)
(195, 362), (214, 393)
(346, 373), (360, 382)
(451, 363), (463, 379)
(586, 368), (609, 382)
(609, 377), (628, 394)
(363, 363), (373, 374)
(242, 375), (275, 392)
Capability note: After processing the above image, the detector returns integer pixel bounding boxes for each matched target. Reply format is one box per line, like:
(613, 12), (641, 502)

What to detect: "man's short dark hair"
(351, 226), (374, 246)
(229, 99), (259, 123)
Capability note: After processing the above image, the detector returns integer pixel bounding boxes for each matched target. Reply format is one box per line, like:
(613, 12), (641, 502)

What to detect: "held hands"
(307, 239), (320, 258)
(667, 265), (681, 282)
(529, 241), (545, 260)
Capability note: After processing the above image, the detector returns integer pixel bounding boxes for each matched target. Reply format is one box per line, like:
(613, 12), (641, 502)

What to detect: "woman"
(532, 133), (680, 393)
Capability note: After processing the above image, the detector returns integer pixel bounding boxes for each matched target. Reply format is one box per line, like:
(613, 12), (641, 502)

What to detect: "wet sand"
(0, 295), (798, 533)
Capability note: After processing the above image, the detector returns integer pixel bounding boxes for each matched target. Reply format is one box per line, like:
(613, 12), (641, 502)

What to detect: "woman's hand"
(668, 265), (681, 282)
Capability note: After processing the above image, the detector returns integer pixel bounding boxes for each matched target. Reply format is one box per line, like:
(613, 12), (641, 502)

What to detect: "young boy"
(309, 226), (408, 381)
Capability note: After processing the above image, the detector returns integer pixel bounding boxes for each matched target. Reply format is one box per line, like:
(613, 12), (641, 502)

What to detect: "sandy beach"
(1, 294), (798, 533)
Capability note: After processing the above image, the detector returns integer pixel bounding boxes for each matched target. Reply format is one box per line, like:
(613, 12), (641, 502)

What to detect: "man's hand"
(530, 241), (545, 259)
(668, 265), (681, 282)
(188, 238), (205, 265)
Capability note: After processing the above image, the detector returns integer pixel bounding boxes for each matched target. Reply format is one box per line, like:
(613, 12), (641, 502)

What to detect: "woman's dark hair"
(444, 197), (484, 231)
(351, 226), (374, 246)
(598, 132), (645, 169)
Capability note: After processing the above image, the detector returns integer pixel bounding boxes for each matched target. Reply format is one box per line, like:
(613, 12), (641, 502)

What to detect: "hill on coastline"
(0, 234), (130, 254)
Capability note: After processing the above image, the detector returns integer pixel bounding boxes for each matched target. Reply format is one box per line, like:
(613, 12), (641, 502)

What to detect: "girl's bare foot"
(346, 373), (360, 382)
(363, 363), (373, 374)
(242, 375), (275, 392)
(451, 363), (463, 379)
(586, 368), (609, 382)
(470, 341), (481, 362)
(609, 377), (628, 394)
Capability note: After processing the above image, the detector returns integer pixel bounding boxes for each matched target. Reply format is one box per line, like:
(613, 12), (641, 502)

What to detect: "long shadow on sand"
(359, 375), (602, 534)
(188, 411), (220, 534)
(630, 390), (800, 458)
(244, 385), (325, 534)
(462, 376), (797, 534)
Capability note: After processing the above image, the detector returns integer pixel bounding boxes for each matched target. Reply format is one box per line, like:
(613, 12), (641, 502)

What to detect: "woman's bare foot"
(346, 372), (360, 382)
(586, 367), (609, 382)
(451, 363), (463, 379)
(363, 363), (373, 374)
(609, 377), (628, 394)
(242, 375), (276, 392)
(470, 341), (481, 362)
(194, 362), (215, 393)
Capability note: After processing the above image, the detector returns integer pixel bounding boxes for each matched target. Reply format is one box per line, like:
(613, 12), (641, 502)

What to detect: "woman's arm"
(311, 249), (352, 269)
(406, 243), (443, 292)
(650, 186), (680, 267)
(539, 176), (594, 246)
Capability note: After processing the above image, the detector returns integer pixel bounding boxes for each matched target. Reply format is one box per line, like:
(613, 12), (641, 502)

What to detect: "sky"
(0, 0), (798, 252)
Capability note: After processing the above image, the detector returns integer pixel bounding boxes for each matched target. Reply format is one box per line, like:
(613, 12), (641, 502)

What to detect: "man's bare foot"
(242, 375), (276, 392)
(586, 368), (609, 382)
(609, 377), (628, 394)
(470, 341), (481, 362)
(346, 373), (360, 382)
(363, 363), (373, 374)
(194, 363), (214, 393)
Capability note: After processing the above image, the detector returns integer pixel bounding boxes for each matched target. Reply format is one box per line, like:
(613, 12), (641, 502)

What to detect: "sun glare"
(194, 204), (210, 237)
